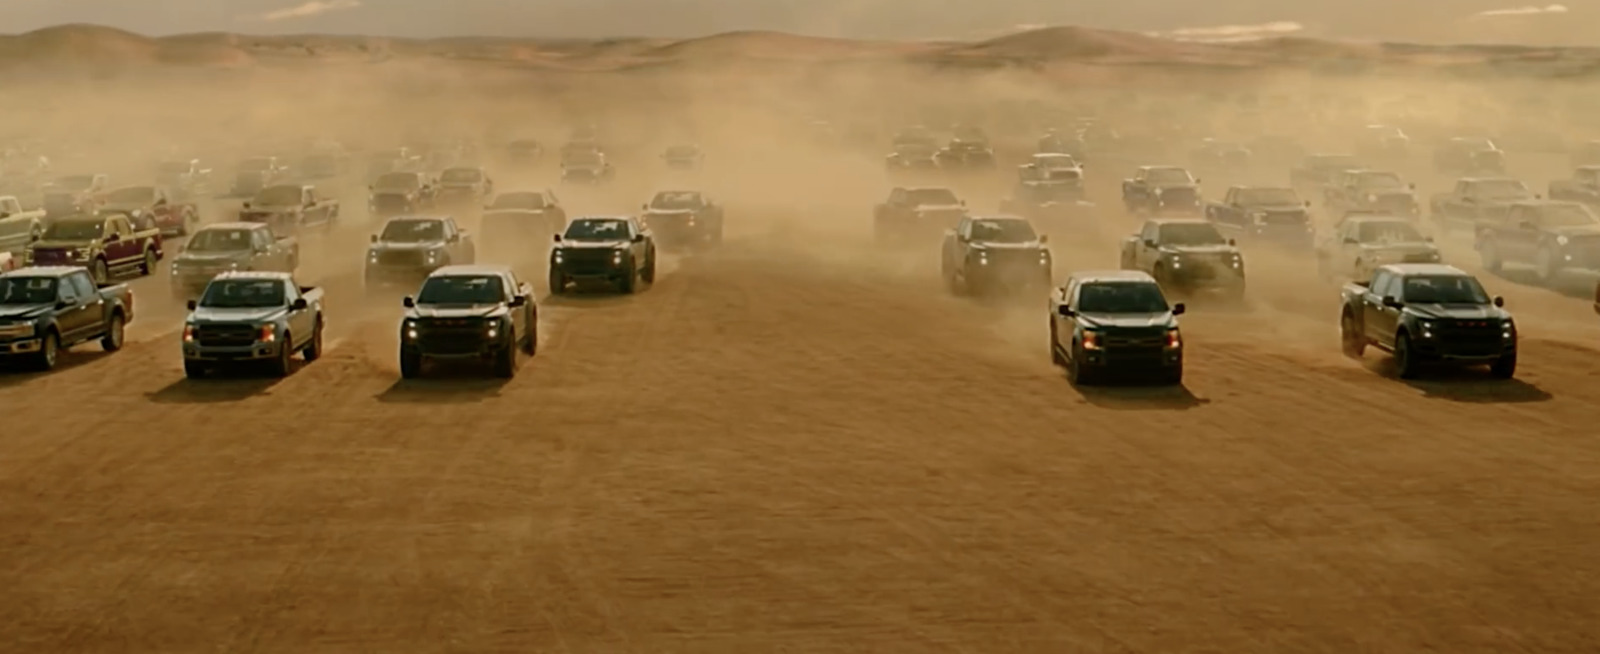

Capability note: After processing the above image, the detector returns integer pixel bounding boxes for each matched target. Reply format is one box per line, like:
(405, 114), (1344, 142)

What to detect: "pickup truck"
(0, 265), (132, 371)
(505, 139), (543, 168)
(1203, 185), (1314, 249)
(873, 186), (968, 244)
(1474, 200), (1600, 284)
(169, 222), (299, 299)
(434, 166), (494, 209)
(1338, 263), (1516, 379)
(1018, 153), (1085, 186)
(101, 185), (200, 236)
(239, 184), (339, 236)
(26, 211), (164, 283)
(40, 173), (109, 218)
(940, 215), (1052, 296)
(662, 144), (704, 170)
(559, 150), (616, 184)
(998, 180), (1096, 227)
(227, 156), (291, 198)
(365, 215), (477, 289)
(369, 171), (435, 218)
(1119, 218), (1245, 299)
(548, 216), (656, 295)
(1433, 137), (1506, 175)
(0, 195), (46, 255)
(1546, 166), (1600, 207)
(1121, 165), (1202, 215)
(1049, 270), (1185, 386)
(1322, 169), (1420, 217)
(181, 271), (324, 378)
(1429, 177), (1537, 232)
(154, 159), (212, 199)
(640, 189), (724, 249)
(398, 264), (538, 379)
(1315, 215), (1440, 281)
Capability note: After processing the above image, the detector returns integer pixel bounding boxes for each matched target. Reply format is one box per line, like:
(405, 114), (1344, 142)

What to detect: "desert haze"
(2, 18), (1600, 654)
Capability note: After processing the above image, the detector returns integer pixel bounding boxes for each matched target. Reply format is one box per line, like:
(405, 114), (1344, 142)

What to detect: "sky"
(0, 0), (1591, 43)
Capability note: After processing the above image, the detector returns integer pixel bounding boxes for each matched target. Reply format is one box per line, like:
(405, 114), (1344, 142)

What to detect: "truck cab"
(399, 265), (537, 379)
(1121, 166), (1201, 215)
(1204, 186), (1313, 248)
(365, 215), (477, 289)
(940, 215), (1052, 296)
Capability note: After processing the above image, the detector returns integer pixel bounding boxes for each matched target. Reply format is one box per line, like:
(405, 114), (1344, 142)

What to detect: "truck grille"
(557, 249), (618, 274)
(372, 195), (412, 213)
(1433, 320), (1507, 357)
(195, 323), (258, 347)
(416, 321), (488, 355)
(1156, 187), (1198, 206)
(376, 250), (425, 267)
(1260, 210), (1308, 226)
(1100, 333), (1168, 365)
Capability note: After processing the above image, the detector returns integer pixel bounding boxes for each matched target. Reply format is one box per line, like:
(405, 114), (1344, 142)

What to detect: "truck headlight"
(258, 324), (276, 342)
(1503, 320), (1515, 339)
(182, 324), (196, 343)
(612, 250), (624, 265)
(1080, 330), (1101, 350)
(426, 250), (439, 264)
(1165, 328), (1181, 349)
(1419, 320), (1435, 338)
(553, 251), (564, 264)
(1557, 235), (1570, 246)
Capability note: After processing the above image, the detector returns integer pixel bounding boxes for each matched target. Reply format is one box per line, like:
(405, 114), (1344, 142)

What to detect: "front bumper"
(401, 330), (510, 360)
(184, 340), (286, 362)
(1078, 343), (1184, 373)
(0, 336), (42, 355)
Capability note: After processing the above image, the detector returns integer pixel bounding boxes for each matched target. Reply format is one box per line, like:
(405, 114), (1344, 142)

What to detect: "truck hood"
(1244, 203), (1308, 213)
(190, 306), (287, 323)
(176, 250), (251, 264)
(371, 240), (445, 250)
(1076, 311), (1176, 329)
(913, 204), (966, 213)
(1403, 304), (1510, 321)
(644, 209), (697, 218)
(246, 204), (301, 213)
(0, 303), (54, 320)
(970, 241), (1045, 251)
(1162, 244), (1238, 255)
(407, 304), (508, 319)
(30, 239), (92, 249)
(556, 240), (629, 250)
(1359, 241), (1436, 253)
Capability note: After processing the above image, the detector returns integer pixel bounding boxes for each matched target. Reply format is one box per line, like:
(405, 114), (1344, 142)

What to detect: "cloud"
(1471, 4), (1569, 18)
(246, 0), (362, 22)
(1146, 21), (1304, 43)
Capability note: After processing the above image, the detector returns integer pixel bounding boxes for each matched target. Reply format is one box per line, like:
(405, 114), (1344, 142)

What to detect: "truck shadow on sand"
(1067, 379), (1211, 411)
(0, 352), (112, 388)
(145, 368), (294, 404)
(1360, 358), (1553, 404)
(376, 368), (509, 404)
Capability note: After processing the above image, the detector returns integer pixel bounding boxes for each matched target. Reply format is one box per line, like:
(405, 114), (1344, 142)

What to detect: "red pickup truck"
(25, 211), (164, 283)
(99, 185), (200, 236)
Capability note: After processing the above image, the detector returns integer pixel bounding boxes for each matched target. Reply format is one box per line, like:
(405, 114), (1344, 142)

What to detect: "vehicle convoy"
(1119, 218), (1245, 299)
(181, 272), (324, 378)
(1429, 177), (1537, 231)
(0, 266), (131, 371)
(640, 190), (724, 248)
(25, 211), (163, 284)
(434, 166), (494, 209)
(548, 216), (656, 295)
(365, 216), (477, 289)
(560, 149), (615, 183)
(1049, 270), (1185, 386)
(1339, 264), (1516, 379)
(1203, 185), (1314, 248)
(369, 171), (435, 218)
(873, 186), (968, 244)
(100, 185), (199, 236)
(1546, 166), (1600, 207)
(41, 173), (109, 218)
(940, 215), (1052, 296)
(1121, 166), (1202, 215)
(0, 195), (46, 254)
(1323, 169), (1420, 217)
(1288, 153), (1360, 188)
(227, 156), (290, 198)
(1433, 137), (1507, 175)
(169, 222), (299, 299)
(154, 159), (212, 199)
(1316, 214), (1441, 281)
(1474, 200), (1600, 283)
(662, 144), (704, 170)
(239, 184), (338, 236)
(398, 265), (537, 379)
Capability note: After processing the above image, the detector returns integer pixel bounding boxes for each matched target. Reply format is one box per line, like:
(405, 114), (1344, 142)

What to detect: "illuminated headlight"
(486, 322), (499, 339)
(1230, 254), (1243, 268)
(368, 250), (379, 263)
(977, 252), (989, 265)
(1419, 320), (1435, 338)
(227, 261), (240, 270)
(1081, 330), (1101, 350)
(258, 324), (276, 343)
(1557, 235), (1570, 246)
(425, 250), (439, 264)
(612, 250), (624, 264)
(182, 323), (196, 343)
(169, 262), (183, 274)
(404, 320), (418, 340)
(553, 251), (564, 264)
(1038, 252), (1050, 265)
(1503, 320), (1516, 340)
(1165, 328), (1181, 349)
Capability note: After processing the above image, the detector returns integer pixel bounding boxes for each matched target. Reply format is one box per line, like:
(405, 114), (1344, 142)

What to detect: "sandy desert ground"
(2, 22), (1600, 653)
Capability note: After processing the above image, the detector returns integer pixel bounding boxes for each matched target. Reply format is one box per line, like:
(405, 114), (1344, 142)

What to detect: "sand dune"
(3, 22), (1600, 78)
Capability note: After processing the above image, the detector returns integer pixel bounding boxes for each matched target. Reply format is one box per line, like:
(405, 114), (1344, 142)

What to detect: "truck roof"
(201, 221), (270, 230)
(0, 265), (85, 278)
(1376, 263), (1470, 277)
(428, 264), (511, 277)
(211, 270), (294, 282)
(1069, 270), (1158, 284)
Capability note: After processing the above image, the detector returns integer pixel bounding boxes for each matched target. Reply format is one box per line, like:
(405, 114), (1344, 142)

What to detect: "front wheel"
(548, 269), (567, 296)
(302, 320), (324, 362)
(399, 349), (422, 379)
(1394, 332), (1420, 379)
(33, 330), (59, 371)
(183, 360), (207, 379)
(492, 340), (518, 378)
(641, 250), (657, 283)
(140, 249), (158, 276)
(1490, 351), (1517, 379)
(269, 335), (293, 377)
(91, 258), (110, 284)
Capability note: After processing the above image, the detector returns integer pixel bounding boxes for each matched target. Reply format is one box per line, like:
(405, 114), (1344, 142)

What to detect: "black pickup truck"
(0, 265), (132, 370)
(399, 265), (537, 379)
(1049, 270), (1185, 385)
(1119, 218), (1245, 299)
(939, 215), (1052, 296)
(1121, 165), (1202, 215)
(1474, 200), (1600, 284)
(1339, 263), (1516, 379)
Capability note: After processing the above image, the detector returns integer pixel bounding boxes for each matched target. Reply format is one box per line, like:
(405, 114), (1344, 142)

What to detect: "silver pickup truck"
(181, 271), (325, 378)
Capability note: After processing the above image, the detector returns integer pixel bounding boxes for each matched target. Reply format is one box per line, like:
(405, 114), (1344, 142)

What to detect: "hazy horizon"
(0, 0), (1592, 44)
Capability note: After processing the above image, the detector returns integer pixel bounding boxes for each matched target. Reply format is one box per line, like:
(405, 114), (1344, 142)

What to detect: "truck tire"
(269, 335), (293, 377)
(1340, 310), (1366, 359)
(492, 339), (517, 378)
(140, 249), (157, 275)
(100, 313), (125, 352)
(520, 315), (538, 356)
(1535, 247), (1559, 284)
(548, 270), (567, 296)
(91, 258), (110, 285)
(183, 360), (207, 379)
(302, 319), (324, 362)
(1067, 343), (1095, 386)
(1050, 323), (1066, 366)
(1394, 332), (1421, 379)
(618, 265), (637, 294)
(642, 249), (657, 283)
(1161, 363), (1184, 386)
(33, 330), (59, 372)
(1479, 240), (1503, 272)
(1490, 351), (1517, 379)
(399, 349), (422, 379)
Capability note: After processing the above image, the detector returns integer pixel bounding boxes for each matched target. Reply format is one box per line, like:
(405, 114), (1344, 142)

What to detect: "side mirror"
(369, 234), (377, 243)
(1172, 303), (1186, 315)
(632, 233), (645, 243)
(1057, 305), (1075, 317)
(552, 234), (562, 242)
(55, 300), (71, 310)
(1382, 295), (1403, 308)
(959, 200), (966, 206)
(105, 233), (119, 242)
(402, 296), (415, 308)
(1194, 178), (1202, 184)
(642, 203), (649, 210)
(242, 202), (251, 209)
(508, 295), (527, 307)
(1425, 236), (1434, 242)
(1493, 296), (1505, 307)
(185, 299), (197, 310)
(1409, 183), (1416, 189)
(1304, 200), (1312, 207)
(1038, 234), (1049, 243)
(291, 298), (308, 310)
(1520, 220), (1536, 229)
(1144, 239), (1157, 248)
(1227, 238), (1237, 246)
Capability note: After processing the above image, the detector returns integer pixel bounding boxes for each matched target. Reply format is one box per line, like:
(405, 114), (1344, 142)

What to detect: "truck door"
(104, 217), (136, 264)
(283, 282), (313, 345)
(1363, 271), (1402, 344)
(1504, 206), (1542, 261)
(1137, 222), (1161, 270)
(57, 271), (100, 340)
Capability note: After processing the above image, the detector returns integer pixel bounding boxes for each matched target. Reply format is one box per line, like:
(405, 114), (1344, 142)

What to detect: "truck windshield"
(1355, 173), (1405, 189)
(489, 193), (546, 210)
(187, 229), (254, 251)
(1472, 180), (1529, 198)
(0, 277), (56, 304)
(254, 187), (303, 206)
(440, 169), (482, 183)
(417, 275), (504, 304)
(1157, 223), (1226, 246)
(1358, 222), (1425, 243)
(563, 220), (629, 241)
(200, 279), (285, 308)
(375, 173), (418, 190)
(1078, 282), (1169, 314)
(970, 219), (1038, 243)
(42, 220), (102, 241)
(381, 220), (444, 242)
(1401, 275), (1490, 304)
(1145, 169), (1192, 185)
(650, 192), (702, 210)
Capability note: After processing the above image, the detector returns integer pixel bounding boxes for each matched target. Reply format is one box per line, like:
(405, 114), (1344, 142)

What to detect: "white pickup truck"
(0, 195), (46, 257)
